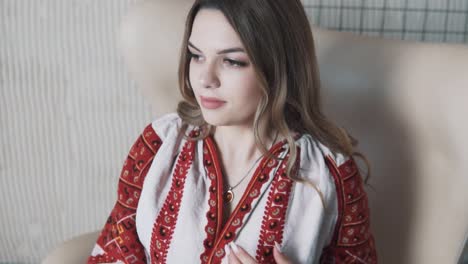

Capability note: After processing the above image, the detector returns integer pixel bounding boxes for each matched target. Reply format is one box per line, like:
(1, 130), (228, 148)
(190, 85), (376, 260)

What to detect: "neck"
(212, 117), (279, 165)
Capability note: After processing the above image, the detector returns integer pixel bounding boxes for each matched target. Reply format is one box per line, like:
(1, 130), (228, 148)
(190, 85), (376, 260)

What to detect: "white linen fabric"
(88, 112), (376, 264)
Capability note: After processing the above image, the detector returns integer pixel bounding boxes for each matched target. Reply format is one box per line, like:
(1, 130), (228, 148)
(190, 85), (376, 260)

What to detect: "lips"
(200, 96), (226, 109)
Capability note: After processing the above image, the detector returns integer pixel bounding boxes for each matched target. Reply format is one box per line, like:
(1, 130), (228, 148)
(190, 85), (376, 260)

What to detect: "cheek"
(228, 72), (262, 101)
(188, 64), (200, 95)
(188, 62), (261, 102)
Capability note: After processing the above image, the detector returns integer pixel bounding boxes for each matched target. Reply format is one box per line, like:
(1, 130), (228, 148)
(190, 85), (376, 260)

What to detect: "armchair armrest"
(42, 231), (100, 264)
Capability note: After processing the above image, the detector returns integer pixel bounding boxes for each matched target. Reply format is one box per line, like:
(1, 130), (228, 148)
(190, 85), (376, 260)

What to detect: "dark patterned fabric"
(87, 124), (162, 264)
(320, 156), (378, 264)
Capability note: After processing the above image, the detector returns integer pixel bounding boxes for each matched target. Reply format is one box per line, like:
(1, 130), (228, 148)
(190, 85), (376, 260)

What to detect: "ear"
(117, 0), (194, 115)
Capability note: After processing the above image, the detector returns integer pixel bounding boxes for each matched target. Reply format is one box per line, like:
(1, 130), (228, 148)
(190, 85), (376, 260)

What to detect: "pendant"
(224, 188), (234, 203)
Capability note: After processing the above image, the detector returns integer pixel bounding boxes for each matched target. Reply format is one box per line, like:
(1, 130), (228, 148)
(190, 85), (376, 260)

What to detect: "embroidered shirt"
(87, 112), (377, 264)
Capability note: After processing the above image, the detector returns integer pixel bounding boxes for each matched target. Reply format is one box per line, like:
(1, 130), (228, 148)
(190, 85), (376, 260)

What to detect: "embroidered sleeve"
(320, 157), (378, 264)
(87, 124), (163, 264)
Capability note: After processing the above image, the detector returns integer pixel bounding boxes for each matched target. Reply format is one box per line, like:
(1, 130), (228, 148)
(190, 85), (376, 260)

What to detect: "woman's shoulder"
(292, 133), (358, 201)
(294, 133), (351, 173)
(145, 112), (201, 142)
(294, 137), (377, 262)
(148, 112), (195, 142)
(130, 113), (190, 158)
(300, 135), (358, 182)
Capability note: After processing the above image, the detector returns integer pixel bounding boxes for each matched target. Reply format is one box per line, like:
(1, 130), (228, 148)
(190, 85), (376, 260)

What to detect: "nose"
(199, 64), (220, 89)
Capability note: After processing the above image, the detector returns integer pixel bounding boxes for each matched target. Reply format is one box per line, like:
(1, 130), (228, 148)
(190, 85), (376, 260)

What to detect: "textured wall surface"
(1, 0), (467, 263)
(304, 0), (468, 43)
(0, 0), (153, 263)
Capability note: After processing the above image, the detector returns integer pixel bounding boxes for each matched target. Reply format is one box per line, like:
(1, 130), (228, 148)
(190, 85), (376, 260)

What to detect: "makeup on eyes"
(188, 41), (245, 54)
(187, 50), (249, 67)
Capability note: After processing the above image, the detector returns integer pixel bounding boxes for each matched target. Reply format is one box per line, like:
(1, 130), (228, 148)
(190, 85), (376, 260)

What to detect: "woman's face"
(188, 9), (262, 127)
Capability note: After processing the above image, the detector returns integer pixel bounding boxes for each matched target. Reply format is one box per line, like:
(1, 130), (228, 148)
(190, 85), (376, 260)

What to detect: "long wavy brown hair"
(176, 0), (370, 204)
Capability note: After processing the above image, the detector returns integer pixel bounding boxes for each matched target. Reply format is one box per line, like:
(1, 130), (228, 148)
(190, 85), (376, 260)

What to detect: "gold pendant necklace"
(224, 187), (234, 203)
(223, 131), (279, 204)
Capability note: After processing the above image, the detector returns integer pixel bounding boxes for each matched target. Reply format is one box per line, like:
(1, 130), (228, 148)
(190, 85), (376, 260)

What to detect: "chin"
(201, 110), (256, 129)
(200, 109), (231, 127)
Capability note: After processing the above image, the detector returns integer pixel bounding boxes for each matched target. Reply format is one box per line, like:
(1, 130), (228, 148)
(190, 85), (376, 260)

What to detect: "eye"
(224, 58), (248, 68)
(188, 51), (202, 62)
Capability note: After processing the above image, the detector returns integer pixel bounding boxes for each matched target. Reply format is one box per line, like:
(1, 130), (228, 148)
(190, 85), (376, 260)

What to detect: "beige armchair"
(43, 0), (468, 263)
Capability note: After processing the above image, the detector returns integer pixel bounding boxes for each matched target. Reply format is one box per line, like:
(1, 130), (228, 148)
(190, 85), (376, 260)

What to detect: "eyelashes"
(187, 51), (201, 61)
(225, 58), (248, 67)
(187, 51), (248, 68)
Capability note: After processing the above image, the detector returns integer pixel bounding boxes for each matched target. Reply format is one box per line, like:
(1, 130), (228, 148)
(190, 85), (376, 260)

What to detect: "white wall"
(1, 0), (155, 262)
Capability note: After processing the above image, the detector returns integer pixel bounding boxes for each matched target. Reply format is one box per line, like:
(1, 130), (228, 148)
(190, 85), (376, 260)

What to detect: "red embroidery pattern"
(320, 156), (378, 264)
(255, 147), (300, 263)
(149, 131), (197, 264)
(88, 254), (118, 263)
(200, 134), (225, 263)
(88, 124), (162, 264)
(204, 134), (302, 263)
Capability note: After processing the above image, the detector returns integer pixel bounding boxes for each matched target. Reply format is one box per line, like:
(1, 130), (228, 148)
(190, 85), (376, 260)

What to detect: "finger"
(273, 242), (292, 264)
(227, 243), (242, 264)
(221, 244), (231, 264)
(230, 242), (257, 264)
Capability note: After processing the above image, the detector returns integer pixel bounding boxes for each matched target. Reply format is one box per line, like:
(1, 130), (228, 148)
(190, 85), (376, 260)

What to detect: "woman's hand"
(223, 242), (293, 264)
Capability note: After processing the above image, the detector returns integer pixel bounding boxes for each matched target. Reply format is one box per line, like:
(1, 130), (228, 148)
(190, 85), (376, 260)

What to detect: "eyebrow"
(188, 41), (245, 54)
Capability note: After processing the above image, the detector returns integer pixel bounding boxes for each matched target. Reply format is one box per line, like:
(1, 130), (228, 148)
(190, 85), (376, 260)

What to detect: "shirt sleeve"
(87, 123), (163, 264)
(319, 156), (378, 264)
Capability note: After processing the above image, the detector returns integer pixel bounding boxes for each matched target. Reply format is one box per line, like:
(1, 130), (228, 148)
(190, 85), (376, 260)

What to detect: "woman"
(88, 0), (377, 263)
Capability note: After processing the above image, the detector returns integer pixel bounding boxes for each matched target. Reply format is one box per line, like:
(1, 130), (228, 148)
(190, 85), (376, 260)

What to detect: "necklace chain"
(228, 154), (264, 191)
(224, 131), (279, 201)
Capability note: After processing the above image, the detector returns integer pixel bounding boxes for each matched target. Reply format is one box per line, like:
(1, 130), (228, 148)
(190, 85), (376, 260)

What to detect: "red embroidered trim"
(149, 131), (196, 264)
(88, 254), (118, 263)
(200, 134), (225, 263)
(320, 156), (378, 264)
(255, 147), (299, 263)
(88, 124), (162, 264)
(204, 145), (285, 263)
